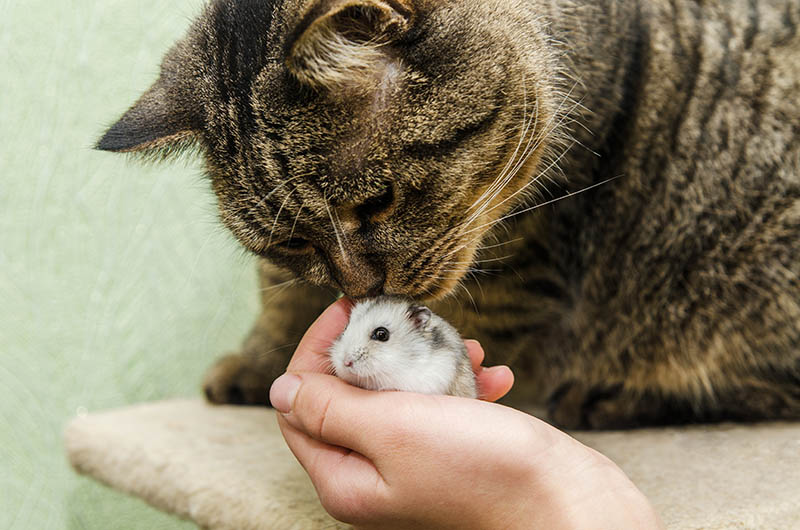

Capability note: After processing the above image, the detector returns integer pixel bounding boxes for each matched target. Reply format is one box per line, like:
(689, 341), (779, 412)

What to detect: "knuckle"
(309, 387), (335, 440)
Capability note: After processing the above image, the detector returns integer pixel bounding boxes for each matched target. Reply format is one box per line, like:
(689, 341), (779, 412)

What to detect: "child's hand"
(271, 299), (663, 529)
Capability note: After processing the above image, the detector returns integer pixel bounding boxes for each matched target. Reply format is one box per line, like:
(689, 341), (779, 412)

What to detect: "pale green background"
(1, 1), (261, 528)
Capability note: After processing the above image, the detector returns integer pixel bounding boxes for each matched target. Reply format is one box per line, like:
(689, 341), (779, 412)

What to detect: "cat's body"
(101, 0), (800, 429)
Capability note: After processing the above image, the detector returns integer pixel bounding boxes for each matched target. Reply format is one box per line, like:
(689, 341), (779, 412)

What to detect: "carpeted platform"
(64, 400), (800, 529)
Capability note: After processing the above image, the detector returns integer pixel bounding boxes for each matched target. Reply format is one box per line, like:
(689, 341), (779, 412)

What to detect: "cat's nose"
(345, 270), (385, 298)
(329, 252), (385, 298)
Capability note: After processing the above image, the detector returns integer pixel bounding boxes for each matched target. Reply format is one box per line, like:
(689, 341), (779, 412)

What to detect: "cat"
(97, 0), (800, 429)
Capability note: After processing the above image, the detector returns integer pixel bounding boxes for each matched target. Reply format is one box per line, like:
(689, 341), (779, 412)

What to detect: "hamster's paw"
(202, 352), (287, 406)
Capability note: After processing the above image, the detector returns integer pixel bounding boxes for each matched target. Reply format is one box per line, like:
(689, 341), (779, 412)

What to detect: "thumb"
(286, 297), (353, 373)
(270, 371), (396, 458)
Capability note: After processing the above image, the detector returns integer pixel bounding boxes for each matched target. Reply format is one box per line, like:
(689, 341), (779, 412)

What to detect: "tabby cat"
(98, 0), (800, 429)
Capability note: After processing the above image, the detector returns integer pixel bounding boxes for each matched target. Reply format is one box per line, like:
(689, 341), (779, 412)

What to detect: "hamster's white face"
(329, 299), (458, 395)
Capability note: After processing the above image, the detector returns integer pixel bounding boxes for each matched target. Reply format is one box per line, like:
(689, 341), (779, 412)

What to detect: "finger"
(476, 365), (515, 402)
(270, 371), (392, 457)
(278, 416), (384, 524)
(465, 339), (485, 371)
(287, 297), (354, 373)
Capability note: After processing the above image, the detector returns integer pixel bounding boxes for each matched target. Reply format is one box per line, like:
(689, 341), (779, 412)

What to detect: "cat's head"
(99, 0), (564, 300)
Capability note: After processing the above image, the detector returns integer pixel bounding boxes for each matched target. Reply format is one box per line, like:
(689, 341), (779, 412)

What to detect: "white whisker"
(267, 188), (296, 248)
(324, 197), (348, 264)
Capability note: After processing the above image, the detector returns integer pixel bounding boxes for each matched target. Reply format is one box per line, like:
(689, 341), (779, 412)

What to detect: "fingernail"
(484, 365), (513, 377)
(269, 374), (301, 414)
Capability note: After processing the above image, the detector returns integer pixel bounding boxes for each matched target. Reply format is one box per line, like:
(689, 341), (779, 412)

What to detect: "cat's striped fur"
(100, 0), (799, 428)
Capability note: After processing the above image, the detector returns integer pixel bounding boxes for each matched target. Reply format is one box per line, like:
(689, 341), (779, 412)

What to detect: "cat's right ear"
(288, 0), (415, 90)
(96, 70), (200, 156)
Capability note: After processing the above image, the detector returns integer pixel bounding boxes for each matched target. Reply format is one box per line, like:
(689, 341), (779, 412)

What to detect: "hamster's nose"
(344, 360), (354, 368)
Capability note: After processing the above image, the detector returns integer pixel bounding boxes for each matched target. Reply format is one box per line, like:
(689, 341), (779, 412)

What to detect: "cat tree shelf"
(64, 399), (800, 529)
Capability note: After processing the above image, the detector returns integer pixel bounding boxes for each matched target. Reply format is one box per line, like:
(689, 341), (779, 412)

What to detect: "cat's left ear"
(288, 0), (415, 89)
(96, 46), (202, 156)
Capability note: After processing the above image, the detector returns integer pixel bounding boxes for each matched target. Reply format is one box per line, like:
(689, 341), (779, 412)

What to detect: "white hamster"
(329, 297), (478, 398)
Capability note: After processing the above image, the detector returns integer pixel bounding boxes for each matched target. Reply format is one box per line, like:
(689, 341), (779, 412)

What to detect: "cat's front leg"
(203, 260), (336, 405)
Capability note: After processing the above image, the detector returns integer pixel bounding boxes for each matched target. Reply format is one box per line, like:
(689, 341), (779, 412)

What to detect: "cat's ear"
(96, 69), (200, 156)
(288, 0), (414, 89)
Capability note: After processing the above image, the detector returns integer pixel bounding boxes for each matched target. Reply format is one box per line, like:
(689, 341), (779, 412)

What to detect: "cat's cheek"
(260, 253), (332, 287)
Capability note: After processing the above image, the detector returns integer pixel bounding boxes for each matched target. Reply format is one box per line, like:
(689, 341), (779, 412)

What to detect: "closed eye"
(403, 105), (501, 158)
(274, 237), (311, 252)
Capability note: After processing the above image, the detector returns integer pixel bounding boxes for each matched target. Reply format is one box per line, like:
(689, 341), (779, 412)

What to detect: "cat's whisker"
(458, 81), (582, 241)
(440, 233), (523, 263)
(332, 206), (350, 254)
(324, 196), (349, 265)
(467, 73), (538, 215)
(448, 256), (514, 267)
(465, 269), (487, 298)
(475, 88), (588, 222)
(456, 282), (479, 313)
(451, 93), (585, 259)
(476, 237), (525, 252)
(478, 137), (578, 223)
(267, 189), (296, 248)
(440, 137), (577, 264)
(288, 199), (306, 243)
(463, 88), (541, 228)
(236, 175), (300, 218)
(463, 175), (624, 239)
(259, 278), (299, 293)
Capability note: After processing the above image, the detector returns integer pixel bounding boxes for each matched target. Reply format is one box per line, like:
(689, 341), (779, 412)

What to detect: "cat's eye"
(356, 185), (395, 222)
(275, 237), (310, 251)
(371, 327), (390, 342)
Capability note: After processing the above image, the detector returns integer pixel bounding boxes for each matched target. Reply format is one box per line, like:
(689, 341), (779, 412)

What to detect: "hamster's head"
(329, 298), (435, 391)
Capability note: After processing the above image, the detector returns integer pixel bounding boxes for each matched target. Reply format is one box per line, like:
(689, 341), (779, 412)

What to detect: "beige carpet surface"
(64, 400), (800, 529)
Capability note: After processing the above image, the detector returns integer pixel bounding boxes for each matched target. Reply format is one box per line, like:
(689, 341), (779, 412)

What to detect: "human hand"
(270, 299), (663, 529)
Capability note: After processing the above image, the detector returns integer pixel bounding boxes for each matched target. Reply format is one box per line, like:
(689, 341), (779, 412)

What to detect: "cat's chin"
(404, 277), (464, 302)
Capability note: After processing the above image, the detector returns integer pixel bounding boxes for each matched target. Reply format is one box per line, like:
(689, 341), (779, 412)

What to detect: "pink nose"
(344, 360), (353, 368)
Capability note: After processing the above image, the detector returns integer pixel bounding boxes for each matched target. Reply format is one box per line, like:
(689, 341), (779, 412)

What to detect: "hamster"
(329, 297), (478, 399)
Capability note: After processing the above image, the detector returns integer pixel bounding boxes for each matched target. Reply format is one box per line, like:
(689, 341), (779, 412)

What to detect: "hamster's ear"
(287, 0), (414, 89)
(96, 45), (202, 157)
(409, 305), (432, 331)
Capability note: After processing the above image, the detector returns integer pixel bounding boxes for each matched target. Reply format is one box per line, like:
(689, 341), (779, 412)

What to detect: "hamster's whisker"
(251, 342), (299, 361)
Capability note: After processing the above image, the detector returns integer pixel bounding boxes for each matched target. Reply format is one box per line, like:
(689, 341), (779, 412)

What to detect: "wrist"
(518, 444), (663, 530)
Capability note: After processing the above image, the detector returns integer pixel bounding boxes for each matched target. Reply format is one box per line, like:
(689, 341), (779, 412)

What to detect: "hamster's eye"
(371, 327), (390, 342)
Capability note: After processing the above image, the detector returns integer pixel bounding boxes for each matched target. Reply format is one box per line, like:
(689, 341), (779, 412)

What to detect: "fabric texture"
(65, 400), (800, 530)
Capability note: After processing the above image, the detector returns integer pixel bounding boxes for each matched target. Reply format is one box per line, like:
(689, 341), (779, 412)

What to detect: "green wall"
(1, 1), (260, 528)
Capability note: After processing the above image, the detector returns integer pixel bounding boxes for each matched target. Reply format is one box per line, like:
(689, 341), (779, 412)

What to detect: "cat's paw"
(546, 381), (632, 430)
(202, 353), (285, 406)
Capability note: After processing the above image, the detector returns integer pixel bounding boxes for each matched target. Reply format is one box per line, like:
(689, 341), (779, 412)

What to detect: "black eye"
(371, 327), (390, 342)
(276, 237), (310, 251)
